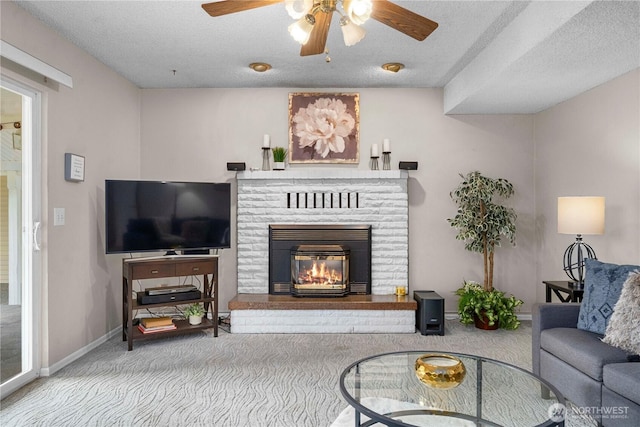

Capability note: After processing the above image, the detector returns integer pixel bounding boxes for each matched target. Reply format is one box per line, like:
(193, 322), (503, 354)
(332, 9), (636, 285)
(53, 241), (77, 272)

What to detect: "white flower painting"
(289, 93), (359, 163)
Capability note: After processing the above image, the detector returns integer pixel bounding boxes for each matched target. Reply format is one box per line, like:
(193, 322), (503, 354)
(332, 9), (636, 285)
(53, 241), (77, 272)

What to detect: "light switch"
(54, 208), (65, 226)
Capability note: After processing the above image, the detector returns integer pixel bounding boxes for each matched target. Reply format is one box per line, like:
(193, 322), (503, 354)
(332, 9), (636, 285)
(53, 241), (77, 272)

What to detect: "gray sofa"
(532, 303), (640, 427)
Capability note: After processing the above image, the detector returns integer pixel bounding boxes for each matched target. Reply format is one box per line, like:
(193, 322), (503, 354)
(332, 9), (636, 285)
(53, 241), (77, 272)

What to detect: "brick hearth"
(229, 294), (416, 310)
(229, 294), (417, 333)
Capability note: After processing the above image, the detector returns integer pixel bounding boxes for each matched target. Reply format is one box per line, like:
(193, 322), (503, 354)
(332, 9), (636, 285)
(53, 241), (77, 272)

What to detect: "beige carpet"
(0, 320), (595, 426)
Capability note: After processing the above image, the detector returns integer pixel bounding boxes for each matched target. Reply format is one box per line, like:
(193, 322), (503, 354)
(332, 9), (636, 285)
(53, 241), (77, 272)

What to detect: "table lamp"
(558, 196), (605, 286)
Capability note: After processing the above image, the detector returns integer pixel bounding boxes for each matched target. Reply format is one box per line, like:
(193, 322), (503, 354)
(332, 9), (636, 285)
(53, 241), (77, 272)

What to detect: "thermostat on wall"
(65, 153), (85, 182)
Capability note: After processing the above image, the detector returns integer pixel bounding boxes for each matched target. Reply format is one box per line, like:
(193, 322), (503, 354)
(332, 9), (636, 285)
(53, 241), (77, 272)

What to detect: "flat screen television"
(105, 180), (231, 254)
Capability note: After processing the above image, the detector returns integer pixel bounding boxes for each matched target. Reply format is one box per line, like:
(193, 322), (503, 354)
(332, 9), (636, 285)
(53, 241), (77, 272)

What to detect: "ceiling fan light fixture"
(343, 0), (372, 25)
(289, 14), (316, 45)
(285, 0), (313, 19)
(382, 62), (404, 73)
(203, 0), (439, 58)
(340, 17), (366, 47)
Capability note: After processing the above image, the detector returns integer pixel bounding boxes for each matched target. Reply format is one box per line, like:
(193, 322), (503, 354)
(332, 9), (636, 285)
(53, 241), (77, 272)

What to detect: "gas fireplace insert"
(269, 224), (372, 296)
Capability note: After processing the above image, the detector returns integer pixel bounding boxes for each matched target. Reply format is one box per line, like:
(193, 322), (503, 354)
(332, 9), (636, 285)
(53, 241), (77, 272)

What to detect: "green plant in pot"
(455, 280), (523, 330)
(447, 171), (523, 330)
(272, 147), (287, 170)
(184, 303), (205, 325)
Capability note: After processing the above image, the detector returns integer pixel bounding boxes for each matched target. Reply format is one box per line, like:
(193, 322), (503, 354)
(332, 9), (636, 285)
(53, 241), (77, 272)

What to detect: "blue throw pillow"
(577, 259), (640, 335)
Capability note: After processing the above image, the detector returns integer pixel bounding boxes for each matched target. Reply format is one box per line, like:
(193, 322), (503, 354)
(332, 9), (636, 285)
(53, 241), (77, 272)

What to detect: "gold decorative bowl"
(415, 353), (466, 389)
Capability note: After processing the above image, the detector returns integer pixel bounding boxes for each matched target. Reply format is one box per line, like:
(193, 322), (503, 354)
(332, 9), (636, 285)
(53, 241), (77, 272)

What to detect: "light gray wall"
(534, 68), (640, 302)
(140, 88), (537, 313)
(1, 1), (141, 368)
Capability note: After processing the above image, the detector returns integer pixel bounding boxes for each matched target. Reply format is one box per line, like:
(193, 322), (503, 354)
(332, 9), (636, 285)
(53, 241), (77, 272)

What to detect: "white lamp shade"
(343, 0), (373, 25)
(557, 196), (605, 235)
(288, 15), (314, 45)
(340, 18), (366, 46)
(285, 0), (313, 19)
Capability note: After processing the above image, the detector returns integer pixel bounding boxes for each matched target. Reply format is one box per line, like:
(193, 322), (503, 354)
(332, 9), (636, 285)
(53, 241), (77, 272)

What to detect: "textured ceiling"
(11, 0), (640, 113)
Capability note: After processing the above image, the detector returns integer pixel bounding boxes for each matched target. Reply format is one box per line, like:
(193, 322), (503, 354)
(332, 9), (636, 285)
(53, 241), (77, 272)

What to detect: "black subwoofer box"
(398, 161), (418, 170)
(414, 290), (445, 336)
(137, 290), (201, 305)
(226, 162), (246, 171)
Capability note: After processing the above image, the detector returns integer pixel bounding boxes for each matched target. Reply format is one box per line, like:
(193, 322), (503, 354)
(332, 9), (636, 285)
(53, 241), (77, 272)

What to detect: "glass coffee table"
(339, 351), (565, 427)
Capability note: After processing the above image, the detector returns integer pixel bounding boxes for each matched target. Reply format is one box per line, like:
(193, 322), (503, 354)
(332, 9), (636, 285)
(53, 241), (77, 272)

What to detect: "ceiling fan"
(201, 0), (438, 57)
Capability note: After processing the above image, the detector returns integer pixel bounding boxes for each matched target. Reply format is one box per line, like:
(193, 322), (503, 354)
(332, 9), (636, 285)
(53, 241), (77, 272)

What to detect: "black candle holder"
(262, 147), (271, 171)
(382, 152), (391, 170)
(370, 156), (379, 170)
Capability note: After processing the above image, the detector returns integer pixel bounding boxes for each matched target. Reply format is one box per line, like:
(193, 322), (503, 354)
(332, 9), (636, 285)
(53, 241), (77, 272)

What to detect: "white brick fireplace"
(232, 169), (414, 333)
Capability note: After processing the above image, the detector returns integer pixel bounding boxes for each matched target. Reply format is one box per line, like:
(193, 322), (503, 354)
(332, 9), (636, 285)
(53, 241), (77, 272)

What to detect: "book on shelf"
(137, 323), (177, 334)
(140, 317), (174, 328)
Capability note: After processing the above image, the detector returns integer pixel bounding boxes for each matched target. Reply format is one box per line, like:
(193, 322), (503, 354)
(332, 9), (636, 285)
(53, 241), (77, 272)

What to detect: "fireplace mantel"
(237, 169), (408, 180)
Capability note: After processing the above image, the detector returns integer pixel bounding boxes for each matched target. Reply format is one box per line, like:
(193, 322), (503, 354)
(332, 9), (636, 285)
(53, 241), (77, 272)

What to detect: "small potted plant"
(272, 146), (287, 170)
(455, 280), (523, 330)
(183, 303), (205, 325)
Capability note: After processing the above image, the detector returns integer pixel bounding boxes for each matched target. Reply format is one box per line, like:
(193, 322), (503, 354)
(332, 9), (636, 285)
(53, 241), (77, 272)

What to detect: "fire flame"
(298, 261), (342, 285)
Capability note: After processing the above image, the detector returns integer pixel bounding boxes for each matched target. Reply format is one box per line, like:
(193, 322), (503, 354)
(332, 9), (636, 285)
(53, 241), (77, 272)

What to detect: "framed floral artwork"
(288, 92), (359, 163)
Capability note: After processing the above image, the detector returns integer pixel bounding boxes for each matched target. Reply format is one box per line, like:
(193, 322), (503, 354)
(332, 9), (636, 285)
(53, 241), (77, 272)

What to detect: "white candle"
(383, 139), (390, 153)
(263, 134), (270, 148)
(371, 143), (379, 157)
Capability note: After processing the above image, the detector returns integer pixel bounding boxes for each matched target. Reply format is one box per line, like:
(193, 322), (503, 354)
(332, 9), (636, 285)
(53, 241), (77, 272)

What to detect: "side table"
(543, 280), (584, 303)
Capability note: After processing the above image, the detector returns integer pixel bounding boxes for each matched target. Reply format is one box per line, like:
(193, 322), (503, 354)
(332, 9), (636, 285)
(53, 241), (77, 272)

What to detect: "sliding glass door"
(0, 78), (42, 398)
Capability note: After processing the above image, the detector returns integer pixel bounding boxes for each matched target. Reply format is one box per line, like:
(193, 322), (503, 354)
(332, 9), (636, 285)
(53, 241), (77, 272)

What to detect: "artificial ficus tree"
(447, 171), (517, 291)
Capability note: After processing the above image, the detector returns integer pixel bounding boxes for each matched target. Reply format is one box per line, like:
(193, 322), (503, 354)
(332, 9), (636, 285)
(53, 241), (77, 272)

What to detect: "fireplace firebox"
(269, 224), (372, 296)
(291, 245), (350, 297)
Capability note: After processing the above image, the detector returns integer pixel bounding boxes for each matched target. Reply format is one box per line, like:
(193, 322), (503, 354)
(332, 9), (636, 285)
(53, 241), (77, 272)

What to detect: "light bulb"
(343, 0), (372, 25)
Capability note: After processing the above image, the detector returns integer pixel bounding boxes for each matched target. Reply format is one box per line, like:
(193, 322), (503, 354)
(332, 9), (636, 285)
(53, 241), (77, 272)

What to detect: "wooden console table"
(543, 280), (584, 303)
(122, 256), (218, 350)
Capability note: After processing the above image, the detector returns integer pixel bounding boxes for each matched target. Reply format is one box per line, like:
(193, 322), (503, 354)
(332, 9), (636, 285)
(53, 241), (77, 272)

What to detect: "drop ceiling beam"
(443, 1), (594, 114)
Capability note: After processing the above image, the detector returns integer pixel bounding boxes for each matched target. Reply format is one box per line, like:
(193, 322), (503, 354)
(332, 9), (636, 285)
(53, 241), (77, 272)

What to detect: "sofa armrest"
(533, 303), (581, 331)
(532, 303), (581, 375)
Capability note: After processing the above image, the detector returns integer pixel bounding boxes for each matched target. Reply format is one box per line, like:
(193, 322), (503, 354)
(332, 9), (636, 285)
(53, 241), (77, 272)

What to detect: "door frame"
(0, 76), (43, 399)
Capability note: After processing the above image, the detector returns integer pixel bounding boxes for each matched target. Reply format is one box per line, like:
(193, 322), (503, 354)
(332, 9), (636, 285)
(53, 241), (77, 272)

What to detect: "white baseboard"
(445, 312), (532, 321)
(40, 326), (121, 377)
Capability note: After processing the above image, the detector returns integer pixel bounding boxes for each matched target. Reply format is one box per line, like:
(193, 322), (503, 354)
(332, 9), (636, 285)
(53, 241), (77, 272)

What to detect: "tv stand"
(122, 256), (218, 351)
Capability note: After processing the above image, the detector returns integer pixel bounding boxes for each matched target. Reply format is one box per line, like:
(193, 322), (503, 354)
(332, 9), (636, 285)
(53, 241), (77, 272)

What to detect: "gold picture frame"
(288, 92), (359, 164)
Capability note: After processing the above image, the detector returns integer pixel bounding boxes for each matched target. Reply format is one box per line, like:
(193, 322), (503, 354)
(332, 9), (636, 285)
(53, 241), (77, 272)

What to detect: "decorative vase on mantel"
(272, 147), (287, 171)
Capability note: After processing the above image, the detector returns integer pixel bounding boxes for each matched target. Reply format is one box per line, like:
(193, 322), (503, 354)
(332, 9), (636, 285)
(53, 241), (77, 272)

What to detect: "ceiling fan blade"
(300, 10), (333, 56)
(370, 0), (438, 41)
(202, 0), (283, 17)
